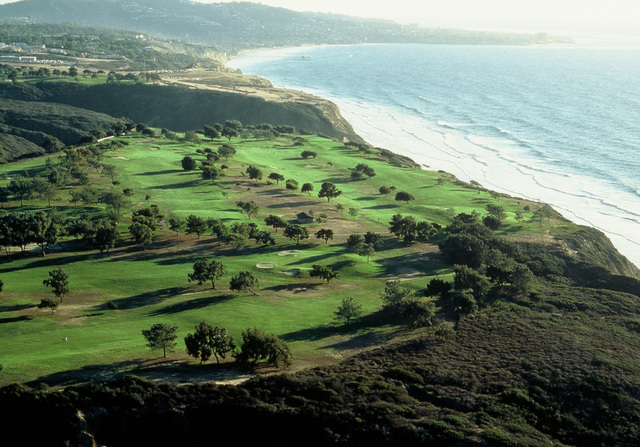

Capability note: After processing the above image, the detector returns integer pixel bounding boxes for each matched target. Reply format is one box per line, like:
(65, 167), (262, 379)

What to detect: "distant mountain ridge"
(0, 0), (570, 51)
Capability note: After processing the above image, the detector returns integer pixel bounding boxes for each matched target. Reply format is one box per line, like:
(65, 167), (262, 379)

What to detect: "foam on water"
(229, 44), (640, 267)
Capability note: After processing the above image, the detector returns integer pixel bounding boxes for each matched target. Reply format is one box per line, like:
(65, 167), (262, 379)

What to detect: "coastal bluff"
(0, 76), (363, 147)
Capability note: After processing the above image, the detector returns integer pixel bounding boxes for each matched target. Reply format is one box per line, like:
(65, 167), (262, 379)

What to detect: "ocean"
(227, 42), (640, 268)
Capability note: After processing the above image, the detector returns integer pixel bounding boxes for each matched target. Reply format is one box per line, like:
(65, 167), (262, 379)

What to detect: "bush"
(234, 327), (291, 368)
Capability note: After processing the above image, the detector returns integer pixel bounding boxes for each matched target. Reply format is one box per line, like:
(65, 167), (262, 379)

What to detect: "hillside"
(0, 0), (571, 51)
(0, 126), (639, 445)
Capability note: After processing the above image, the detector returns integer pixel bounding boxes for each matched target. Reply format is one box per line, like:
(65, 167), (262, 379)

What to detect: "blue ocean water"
(228, 43), (640, 267)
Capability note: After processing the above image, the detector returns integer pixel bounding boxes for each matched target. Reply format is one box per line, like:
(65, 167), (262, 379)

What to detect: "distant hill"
(0, 0), (570, 51)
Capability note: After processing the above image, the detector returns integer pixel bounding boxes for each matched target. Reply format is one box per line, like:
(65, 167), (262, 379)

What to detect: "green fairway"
(0, 132), (566, 384)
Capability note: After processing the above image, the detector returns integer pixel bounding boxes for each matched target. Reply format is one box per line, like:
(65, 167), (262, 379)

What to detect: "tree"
(218, 144), (236, 159)
(364, 231), (384, 249)
(379, 185), (392, 196)
(486, 204), (507, 220)
(43, 268), (69, 302)
(129, 221), (154, 248)
(38, 297), (59, 314)
(246, 165), (263, 181)
(268, 172), (285, 184)
(91, 219), (119, 253)
(184, 321), (234, 364)
(285, 179), (299, 191)
(100, 164), (118, 182)
(352, 163), (375, 178)
(354, 242), (375, 262)
(230, 271), (259, 295)
(234, 327), (291, 368)
(425, 278), (452, 298)
(183, 130), (201, 144)
(310, 265), (339, 284)
(181, 156), (197, 171)
(283, 224), (309, 245)
(201, 165), (221, 181)
(236, 200), (260, 218)
(400, 299), (436, 327)
(454, 264), (491, 302)
(265, 214), (287, 232)
(185, 214), (207, 238)
(100, 191), (129, 215)
(203, 125), (220, 140)
(300, 150), (317, 159)
(167, 214), (185, 235)
(334, 297), (363, 326)
(315, 228), (334, 243)
(188, 259), (226, 289)
(7, 177), (34, 205)
(380, 280), (412, 312)
(142, 323), (178, 358)
(395, 191), (415, 203)
(318, 182), (342, 202)
(348, 208), (359, 218)
(30, 210), (65, 256)
(301, 183), (314, 195)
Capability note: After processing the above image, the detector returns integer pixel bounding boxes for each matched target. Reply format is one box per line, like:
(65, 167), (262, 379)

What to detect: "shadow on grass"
(0, 252), (104, 274)
(364, 204), (400, 210)
(287, 251), (336, 265)
(27, 359), (149, 387)
(0, 315), (33, 324)
(136, 169), (182, 176)
(267, 201), (316, 209)
(99, 286), (190, 311)
(148, 179), (201, 190)
(377, 252), (445, 277)
(354, 196), (377, 201)
(262, 282), (320, 293)
(281, 311), (394, 346)
(0, 303), (35, 313)
(149, 294), (234, 316)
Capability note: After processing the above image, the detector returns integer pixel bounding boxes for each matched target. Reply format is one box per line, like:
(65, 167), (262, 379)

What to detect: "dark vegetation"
(2, 284), (640, 446)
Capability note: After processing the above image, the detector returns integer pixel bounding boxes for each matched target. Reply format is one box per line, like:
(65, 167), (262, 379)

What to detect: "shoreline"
(227, 44), (640, 269)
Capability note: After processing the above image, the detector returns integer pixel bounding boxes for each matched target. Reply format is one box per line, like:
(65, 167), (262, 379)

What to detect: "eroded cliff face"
(0, 81), (362, 145)
(558, 227), (640, 280)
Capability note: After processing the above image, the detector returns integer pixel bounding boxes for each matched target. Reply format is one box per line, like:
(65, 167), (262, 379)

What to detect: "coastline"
(227, 44), (640, 269)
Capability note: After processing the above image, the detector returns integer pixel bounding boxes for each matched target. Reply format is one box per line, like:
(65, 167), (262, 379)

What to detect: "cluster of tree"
(0, 209), (65, 255)
(142, 323), (290, 368)
(436, 212), (535, 307)
(346, 231), (383, 262)
(380, 280), (436, 327)
(350, 163), (375, 180)
(388, 214), (440, 243)
(128, 206), (163, 249)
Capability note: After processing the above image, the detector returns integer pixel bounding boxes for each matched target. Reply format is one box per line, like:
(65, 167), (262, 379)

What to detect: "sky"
(190, 0), (640, 36)
(0, 0), (637, 36)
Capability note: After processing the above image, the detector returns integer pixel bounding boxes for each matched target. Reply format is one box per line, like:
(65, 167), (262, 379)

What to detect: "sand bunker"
(277, 250), (300, 257)
(114, 156), (129, 160)
(281, 268), (300, 276)
(255, 262), (275, 269)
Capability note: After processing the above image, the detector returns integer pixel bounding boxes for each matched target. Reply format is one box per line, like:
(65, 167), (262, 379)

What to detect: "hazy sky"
(191, 0), (640, 35)
(0, 0), (637, 35)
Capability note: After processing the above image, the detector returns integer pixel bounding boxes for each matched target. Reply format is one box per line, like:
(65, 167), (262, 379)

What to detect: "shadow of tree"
(135, 169), (182, 176)
(149, 294), (234, 316)
(0, 303), (34, 313)
(267, 201), (317, 209)
(0, 315), (33, 324)
(0, 252), (104, 274)
(98, 286), (190, 311)
(363, 204), (400, 210)
(149, 180), (201, 190)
